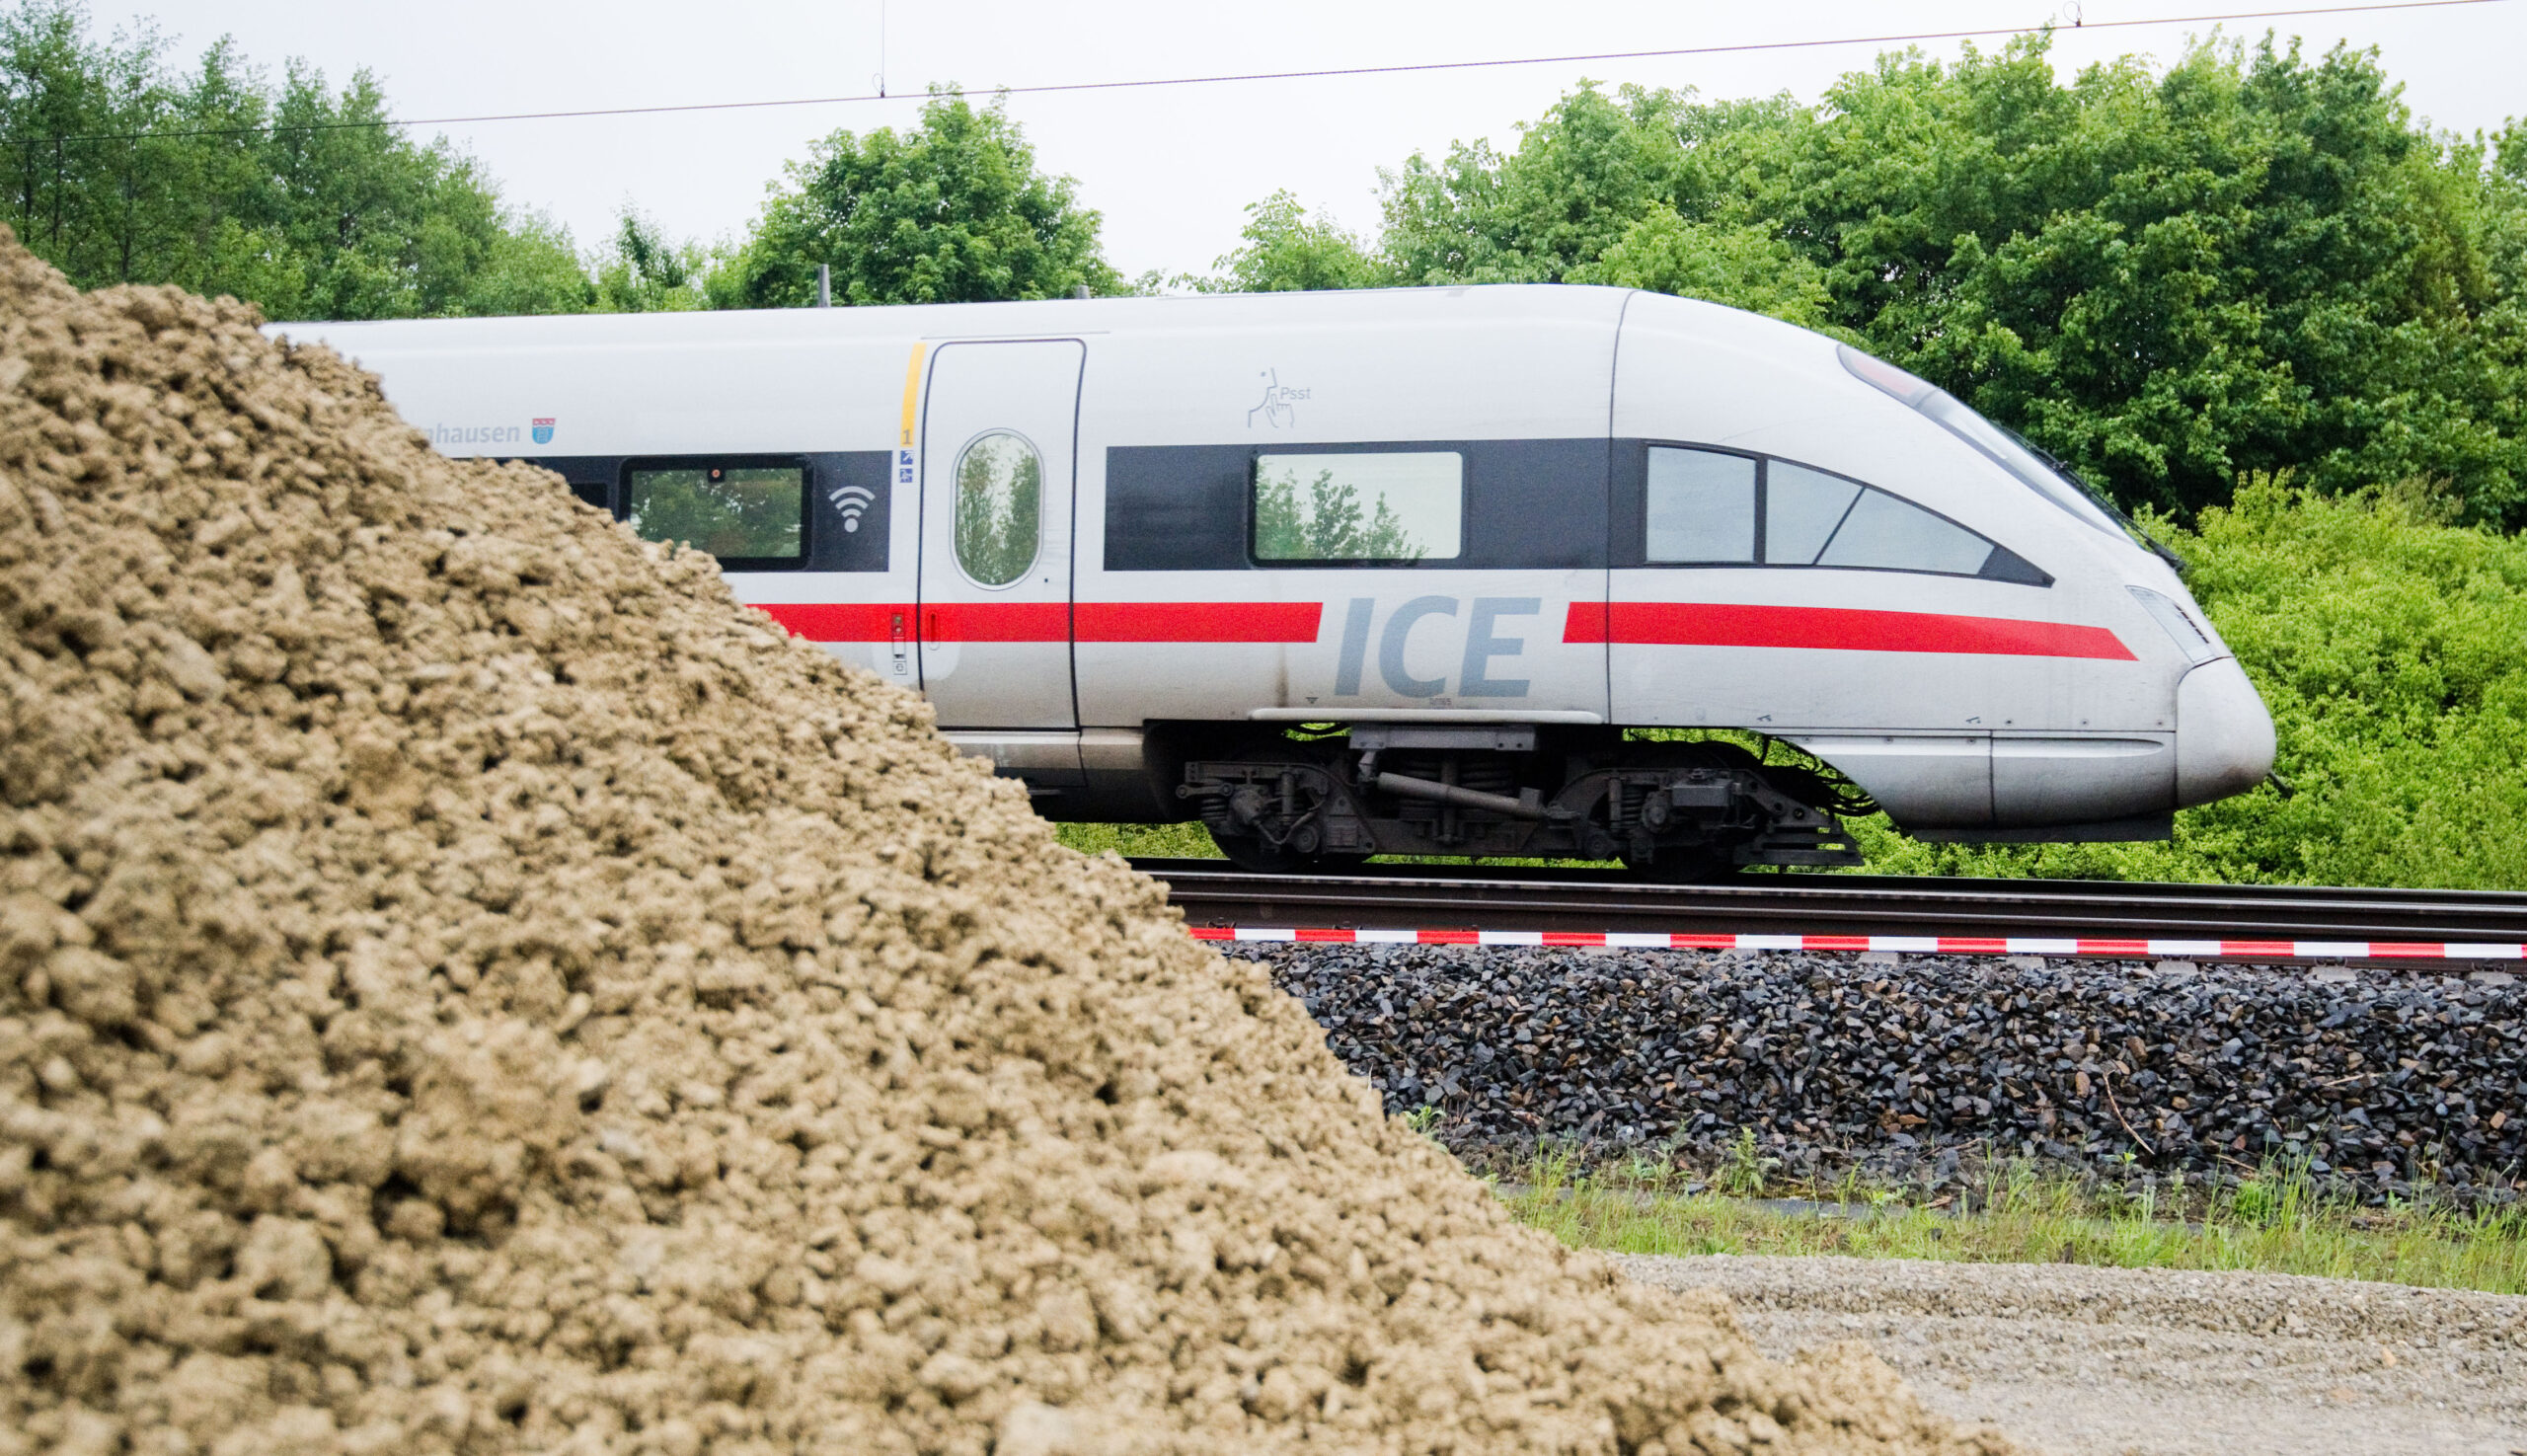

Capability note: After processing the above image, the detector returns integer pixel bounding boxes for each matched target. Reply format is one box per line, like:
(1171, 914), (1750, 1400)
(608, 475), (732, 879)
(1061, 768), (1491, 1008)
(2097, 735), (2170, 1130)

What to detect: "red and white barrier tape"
(1187, 926), (2525, 960)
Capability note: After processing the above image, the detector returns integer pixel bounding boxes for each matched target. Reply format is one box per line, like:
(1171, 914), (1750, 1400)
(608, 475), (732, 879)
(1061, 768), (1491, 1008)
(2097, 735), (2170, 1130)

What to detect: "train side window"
(1814, 488), (1997, 575)
(1645, 446), (1755, 563)
(1253, 451), (1461, 562)
(625, 460), (807, 568)
(1762, 462), (1861, 565)
(953, 430), (1043, 587)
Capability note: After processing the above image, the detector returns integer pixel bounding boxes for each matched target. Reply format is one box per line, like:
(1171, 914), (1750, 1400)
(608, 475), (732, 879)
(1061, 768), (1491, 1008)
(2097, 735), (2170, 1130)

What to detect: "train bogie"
(272, 284), (2274, 873)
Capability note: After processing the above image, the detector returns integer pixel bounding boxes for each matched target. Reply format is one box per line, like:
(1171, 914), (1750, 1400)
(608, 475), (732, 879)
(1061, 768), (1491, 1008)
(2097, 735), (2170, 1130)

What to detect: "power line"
(33, 0), (2510, 144)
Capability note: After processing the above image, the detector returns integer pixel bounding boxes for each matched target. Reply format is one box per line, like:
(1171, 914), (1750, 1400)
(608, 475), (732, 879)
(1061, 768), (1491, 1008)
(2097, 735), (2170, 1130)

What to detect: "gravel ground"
(1619, 1254), (2527, 1455)
(1254, 945), (2527, 1201)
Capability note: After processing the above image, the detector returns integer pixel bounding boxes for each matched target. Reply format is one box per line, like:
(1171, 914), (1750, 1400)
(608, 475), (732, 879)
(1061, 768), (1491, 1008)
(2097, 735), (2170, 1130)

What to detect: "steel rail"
(1126, 858), (2527, 947)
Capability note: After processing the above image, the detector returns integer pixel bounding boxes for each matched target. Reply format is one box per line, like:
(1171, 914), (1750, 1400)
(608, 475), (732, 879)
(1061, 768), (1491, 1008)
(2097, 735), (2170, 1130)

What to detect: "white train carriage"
(272, 286), (2275, 875)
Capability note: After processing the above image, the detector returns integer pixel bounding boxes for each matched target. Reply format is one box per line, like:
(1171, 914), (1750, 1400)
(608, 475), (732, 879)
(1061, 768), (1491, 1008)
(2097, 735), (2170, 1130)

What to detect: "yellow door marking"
(900, 344), (927, 447)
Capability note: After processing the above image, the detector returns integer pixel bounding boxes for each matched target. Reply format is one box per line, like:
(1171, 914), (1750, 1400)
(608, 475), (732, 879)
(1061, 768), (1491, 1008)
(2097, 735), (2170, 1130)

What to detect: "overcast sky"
(87, 0), (2527, 280)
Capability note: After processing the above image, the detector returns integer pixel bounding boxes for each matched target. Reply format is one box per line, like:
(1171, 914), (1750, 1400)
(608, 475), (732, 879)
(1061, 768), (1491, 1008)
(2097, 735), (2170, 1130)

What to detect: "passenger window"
(1815, 488), (1997, 575)
(1254, 451), (1461, 562)
(625, 461), (805, 566)
(1645, 447), (1755, 563)
(1762, 462), (1861, 565)
(954, 431), (1043, 586)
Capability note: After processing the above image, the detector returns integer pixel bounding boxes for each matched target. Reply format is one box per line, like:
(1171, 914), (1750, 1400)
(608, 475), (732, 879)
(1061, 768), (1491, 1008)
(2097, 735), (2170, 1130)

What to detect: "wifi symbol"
(829, 484), (877, 533)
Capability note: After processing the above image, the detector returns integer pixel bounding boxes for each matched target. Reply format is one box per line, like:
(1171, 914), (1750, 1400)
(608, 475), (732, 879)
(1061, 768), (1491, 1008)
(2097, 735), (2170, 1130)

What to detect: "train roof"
(268, 283), (1750, 350)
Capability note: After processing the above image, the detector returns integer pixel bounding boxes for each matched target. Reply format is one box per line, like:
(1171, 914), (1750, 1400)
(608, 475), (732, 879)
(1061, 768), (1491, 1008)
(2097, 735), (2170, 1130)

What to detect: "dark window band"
(505, 451), (890, 573)
(1106, 438), (1609, 572)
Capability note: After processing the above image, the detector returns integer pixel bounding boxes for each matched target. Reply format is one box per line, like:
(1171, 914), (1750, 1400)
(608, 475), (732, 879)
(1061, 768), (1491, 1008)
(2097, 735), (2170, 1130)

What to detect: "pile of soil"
(0, 230), (2006, 1456)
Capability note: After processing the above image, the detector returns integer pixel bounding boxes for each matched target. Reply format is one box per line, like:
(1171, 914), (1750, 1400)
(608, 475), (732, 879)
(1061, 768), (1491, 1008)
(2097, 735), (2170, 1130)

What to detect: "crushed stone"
(0, 229), (2012, 1455)
(1260, 943), (2527, 1203)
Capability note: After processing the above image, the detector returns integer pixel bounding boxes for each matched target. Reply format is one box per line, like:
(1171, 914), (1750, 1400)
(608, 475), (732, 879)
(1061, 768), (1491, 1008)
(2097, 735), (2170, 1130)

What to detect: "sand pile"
(0, 229), (2008, 1456)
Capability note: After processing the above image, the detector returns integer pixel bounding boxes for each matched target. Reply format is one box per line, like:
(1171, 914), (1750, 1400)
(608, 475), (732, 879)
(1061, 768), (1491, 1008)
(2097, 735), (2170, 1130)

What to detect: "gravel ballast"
(1254, 945), (2527, 1199)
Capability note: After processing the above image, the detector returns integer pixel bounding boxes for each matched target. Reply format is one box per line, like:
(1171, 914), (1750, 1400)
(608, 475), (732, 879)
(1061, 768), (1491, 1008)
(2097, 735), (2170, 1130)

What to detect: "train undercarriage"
(1172, 725), (1867, 878)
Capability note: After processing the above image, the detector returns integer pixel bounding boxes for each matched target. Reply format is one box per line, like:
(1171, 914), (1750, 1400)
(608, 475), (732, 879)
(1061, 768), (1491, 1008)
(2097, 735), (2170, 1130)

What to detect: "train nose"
(2175, 657), (2276, 806)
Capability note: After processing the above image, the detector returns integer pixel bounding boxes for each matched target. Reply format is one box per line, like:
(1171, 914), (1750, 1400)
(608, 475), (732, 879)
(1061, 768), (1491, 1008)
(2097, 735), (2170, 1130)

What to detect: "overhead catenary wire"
(22, 0), (2510, 145)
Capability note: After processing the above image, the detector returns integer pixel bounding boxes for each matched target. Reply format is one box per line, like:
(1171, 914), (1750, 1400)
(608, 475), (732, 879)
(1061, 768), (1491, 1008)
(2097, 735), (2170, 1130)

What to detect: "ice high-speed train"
(273, 287), (2276, 875)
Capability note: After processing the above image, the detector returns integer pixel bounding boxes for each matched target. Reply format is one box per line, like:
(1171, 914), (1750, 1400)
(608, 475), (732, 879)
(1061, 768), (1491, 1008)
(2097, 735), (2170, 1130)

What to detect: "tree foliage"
(1179, 190), (1391, 294)
(1791, 36), (2524, 524)
(1252, 37), (2527, 527)
(592, 210), (713, 313)
(1376, 85), (1811, 287)
(1574, 209), (1835, 332)
(0, 1), (589, 319)
(718, 90), (1120, 309)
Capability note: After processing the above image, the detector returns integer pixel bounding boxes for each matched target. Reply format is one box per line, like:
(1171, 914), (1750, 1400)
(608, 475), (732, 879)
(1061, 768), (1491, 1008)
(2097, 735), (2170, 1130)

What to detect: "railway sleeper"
(1178, 739), (1862, 877)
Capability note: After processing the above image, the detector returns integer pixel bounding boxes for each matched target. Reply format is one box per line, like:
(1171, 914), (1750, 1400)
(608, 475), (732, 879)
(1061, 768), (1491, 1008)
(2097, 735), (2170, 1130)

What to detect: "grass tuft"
(1055, 821), (1221, 859)
(1496, 1151), (2527, 1295)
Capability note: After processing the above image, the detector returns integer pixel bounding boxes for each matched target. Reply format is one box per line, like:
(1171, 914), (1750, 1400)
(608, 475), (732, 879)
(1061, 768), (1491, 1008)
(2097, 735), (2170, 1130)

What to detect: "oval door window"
(953, 430), (1043, 587)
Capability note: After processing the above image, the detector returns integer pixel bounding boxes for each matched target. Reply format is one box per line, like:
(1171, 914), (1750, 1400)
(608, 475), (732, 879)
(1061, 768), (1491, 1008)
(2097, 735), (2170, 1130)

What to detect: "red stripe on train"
(754, 602), (906, 640)
(754, 601), (1324, 645)
(923, 602), (1071, 642)
(1564, 601), (2134, 661)
(1075, 601), (1323, 643)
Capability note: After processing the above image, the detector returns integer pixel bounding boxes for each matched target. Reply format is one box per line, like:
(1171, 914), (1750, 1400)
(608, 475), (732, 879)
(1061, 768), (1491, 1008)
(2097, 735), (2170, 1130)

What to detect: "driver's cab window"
(1645, 448), (1755, 563)
(1643, 446), (2045, 583)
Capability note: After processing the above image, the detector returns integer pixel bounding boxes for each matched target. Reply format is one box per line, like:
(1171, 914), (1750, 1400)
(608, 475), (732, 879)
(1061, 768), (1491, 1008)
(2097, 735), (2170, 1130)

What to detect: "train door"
(916, 339), (1085, 728)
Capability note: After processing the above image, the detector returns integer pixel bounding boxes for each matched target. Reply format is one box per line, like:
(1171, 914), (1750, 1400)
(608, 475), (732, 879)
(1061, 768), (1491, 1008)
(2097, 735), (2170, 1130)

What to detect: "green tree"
(593, 209), (712, 313)
(1202, 81), (1827, 330)
(1190, 189), (1390, 292)
(719, 89), (1120, 309)
(1334, 39), (2526, 525)
(1381, 82), (1679, 285)
(1781, 34), (2526, 522)
(252, 61), (588, 319)
(1, 2), (197, 288)
(0, 0), (590, 319)
(1377, 82), (1809, 291)
(1573, 209), (1836, 331)
(462, 209), (596, 317)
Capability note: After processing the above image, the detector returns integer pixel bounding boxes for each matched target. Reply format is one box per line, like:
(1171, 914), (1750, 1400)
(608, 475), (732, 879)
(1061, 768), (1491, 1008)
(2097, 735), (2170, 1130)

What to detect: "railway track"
(1127, 858), (2527, 958)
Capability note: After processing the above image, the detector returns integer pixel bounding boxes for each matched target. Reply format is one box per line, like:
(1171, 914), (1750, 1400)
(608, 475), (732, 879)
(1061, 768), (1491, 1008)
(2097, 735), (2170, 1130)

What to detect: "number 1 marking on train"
(898, 344), (926, 483)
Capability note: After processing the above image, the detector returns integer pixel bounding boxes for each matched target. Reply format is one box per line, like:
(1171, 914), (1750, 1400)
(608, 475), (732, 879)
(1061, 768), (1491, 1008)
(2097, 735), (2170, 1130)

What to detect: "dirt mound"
(0, 230), (2010, 1455)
